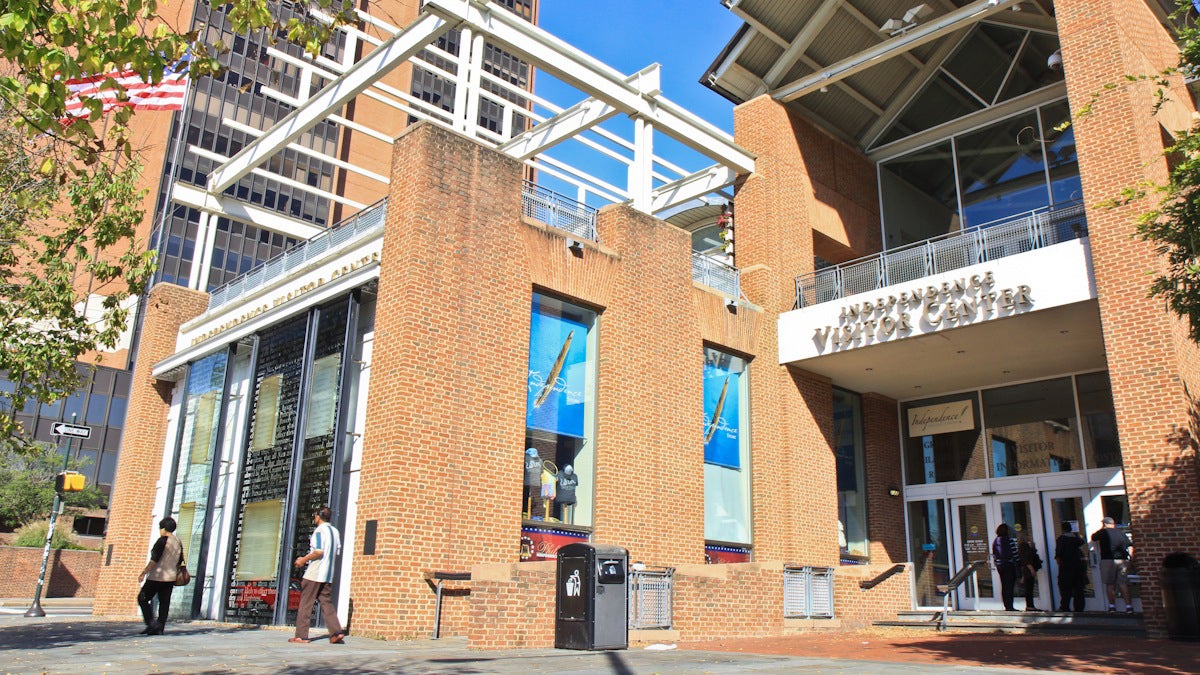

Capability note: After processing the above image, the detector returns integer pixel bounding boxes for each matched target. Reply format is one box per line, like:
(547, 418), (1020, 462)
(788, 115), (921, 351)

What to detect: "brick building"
(93, 0), (1200, 644)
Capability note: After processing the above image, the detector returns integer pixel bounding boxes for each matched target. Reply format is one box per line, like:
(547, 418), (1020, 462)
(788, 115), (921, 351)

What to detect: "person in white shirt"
(289, 507), (345, 644)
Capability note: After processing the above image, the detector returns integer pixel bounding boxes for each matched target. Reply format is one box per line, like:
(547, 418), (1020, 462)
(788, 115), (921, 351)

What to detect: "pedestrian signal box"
(56, 472), (86, 493)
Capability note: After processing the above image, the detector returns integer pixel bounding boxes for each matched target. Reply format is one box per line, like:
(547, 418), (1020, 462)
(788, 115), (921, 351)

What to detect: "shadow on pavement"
(0, 620), (250, 650)
(894, 635), (1200, 674)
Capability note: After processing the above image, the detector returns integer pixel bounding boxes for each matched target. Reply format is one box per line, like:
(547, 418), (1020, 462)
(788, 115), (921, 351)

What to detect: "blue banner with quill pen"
(703, 360), (741, 468)
(526, 304), (589, 437)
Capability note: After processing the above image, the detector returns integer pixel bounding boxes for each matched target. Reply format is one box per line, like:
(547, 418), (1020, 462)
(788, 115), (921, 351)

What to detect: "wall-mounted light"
(566, 239), (584, 257)
(725, 298), (738, 314)
(888, 487), (902, 497)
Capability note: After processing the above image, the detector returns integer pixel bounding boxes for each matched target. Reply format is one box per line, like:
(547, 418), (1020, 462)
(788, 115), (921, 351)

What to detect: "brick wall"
(0, 547), (101, 598)
(862, 393), (906, 563)
(93, 283), (210, 617)
(1057, 0), (1200, 637)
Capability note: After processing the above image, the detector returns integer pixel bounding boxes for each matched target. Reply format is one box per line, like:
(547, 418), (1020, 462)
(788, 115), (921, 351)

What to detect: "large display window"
(522, 293), (597, 542)
(703, 346), (750, 546)
(908, 499), (949, 607)
(834, 389), (867, 561)
(168, 350), (229, 619)
(983, 377), (1080, 476)
(1077, 372), (1121, 469)
(903, 392), (986, 485)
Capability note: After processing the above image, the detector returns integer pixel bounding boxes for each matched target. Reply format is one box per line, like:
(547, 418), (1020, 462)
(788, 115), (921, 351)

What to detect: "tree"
(0, 0), (354, 445)
(1124, 1), (1200, 341)
(0, 442), (104, 530)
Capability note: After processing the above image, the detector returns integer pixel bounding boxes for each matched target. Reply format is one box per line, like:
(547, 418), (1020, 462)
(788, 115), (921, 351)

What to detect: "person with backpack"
(1091, 516), (1135, 613)
(1018, 535), (1043, 611)
(992, 523), (1020, 611)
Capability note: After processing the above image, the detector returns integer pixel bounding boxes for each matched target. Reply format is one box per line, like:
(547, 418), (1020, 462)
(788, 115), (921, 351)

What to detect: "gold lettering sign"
(908, 399), (975, 437)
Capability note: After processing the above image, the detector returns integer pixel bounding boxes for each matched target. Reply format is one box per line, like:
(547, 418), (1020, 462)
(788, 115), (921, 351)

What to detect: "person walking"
(992, 523), (1020, 611)
(137, 516), (184, 635)
(1091, 516), (1134, 613)
(1018, 536), (1043, 611)
(290, 507), (345, 644)
(1054, 521), (1087, 612)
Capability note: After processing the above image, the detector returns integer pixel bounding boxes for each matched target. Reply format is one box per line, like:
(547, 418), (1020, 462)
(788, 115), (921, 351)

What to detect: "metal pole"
(25, 414), (77, 617)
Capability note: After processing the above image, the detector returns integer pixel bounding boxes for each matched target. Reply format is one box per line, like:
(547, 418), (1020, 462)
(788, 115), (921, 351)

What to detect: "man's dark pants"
(295, 578), (342, 640)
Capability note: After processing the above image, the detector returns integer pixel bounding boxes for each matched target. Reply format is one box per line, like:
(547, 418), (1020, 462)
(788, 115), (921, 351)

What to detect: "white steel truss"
(193, 0), (754, 240)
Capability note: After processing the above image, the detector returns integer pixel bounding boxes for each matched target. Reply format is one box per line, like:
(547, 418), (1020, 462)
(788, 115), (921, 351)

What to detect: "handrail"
(859, 563), (906, 590)
(936, 560), (989, 631)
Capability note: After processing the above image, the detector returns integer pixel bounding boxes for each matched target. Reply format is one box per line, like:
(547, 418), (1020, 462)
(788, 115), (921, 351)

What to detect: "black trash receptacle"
(554, 542), (628, 650)
(1161, 552), (1200, 641)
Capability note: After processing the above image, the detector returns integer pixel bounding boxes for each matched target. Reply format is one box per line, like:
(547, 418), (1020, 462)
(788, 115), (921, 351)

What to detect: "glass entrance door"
(950, 493), (1050, 610)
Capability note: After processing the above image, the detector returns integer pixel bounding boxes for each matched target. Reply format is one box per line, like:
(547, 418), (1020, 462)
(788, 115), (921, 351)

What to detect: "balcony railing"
(692, 251), (741, 298)
(206, 199), (388, 311)
(794, 202), (1087, 309)
(521, 180), (599, 242)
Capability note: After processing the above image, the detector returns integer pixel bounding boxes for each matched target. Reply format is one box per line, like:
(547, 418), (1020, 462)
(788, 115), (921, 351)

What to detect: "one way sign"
(52, 423), (91, 439)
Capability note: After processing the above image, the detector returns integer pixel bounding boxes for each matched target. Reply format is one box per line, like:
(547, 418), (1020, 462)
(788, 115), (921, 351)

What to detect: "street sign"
(51, 423), (91, 439)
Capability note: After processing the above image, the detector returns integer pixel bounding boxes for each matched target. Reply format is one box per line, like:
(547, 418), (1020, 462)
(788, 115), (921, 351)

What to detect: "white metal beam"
(207, 10), (458, 193)
(500, 65), (658, 161)
(650, 165), (738, 215)
(727, 0), (790, 47)
(190, 146), (368, 210)
(171, 183), (325, 241)
(773, 0), (1019, 104)
(763, 0), (843, 87)
(222, 119), (390, 185)
(431, 0), (754, 174)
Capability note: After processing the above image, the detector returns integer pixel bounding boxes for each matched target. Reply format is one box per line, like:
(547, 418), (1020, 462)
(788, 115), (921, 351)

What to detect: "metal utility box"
(554, 543), (628, 650)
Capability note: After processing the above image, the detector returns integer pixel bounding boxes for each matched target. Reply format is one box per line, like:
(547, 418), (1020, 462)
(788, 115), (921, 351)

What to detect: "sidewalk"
(679, 628), (1200, 675)
(0, 615), (1063, 675)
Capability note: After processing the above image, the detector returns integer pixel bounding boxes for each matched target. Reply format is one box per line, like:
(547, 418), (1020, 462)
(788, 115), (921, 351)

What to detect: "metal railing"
(935, 560), (990, 631)
(628, 566), (674, 629)
(859, 563), (906, 590)
(783, 565), (835, 619)
(206, 200), (388, 311)
(794, 202), (1087, 309)
(521, 180), (599, 243)
(692, 252), (741, 298)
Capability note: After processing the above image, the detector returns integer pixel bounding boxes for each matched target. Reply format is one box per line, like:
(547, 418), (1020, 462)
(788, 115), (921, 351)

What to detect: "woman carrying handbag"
(137, 517), (185, 635)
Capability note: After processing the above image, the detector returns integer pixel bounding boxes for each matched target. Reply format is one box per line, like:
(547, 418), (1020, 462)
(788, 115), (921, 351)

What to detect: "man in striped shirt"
(289, 507), (345, 644)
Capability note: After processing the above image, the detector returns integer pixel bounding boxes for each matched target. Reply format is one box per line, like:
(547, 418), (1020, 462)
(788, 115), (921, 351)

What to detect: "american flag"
(63, 56), (189, 120)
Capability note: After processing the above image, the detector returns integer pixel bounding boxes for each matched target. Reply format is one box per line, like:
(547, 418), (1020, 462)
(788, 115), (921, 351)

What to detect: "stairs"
(875, 609), (1145, 636)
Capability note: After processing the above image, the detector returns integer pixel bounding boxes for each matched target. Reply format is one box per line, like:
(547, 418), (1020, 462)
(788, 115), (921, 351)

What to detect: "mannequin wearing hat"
(524, 448), (542, 519)
(556, 465), (578, 525)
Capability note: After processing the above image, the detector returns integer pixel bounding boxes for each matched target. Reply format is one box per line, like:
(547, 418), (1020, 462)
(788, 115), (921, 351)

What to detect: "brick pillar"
(862, 392), (905, 563)
(348, 123), (529, 640)
(590, 205), (706, 564)
(1057, 0), (1200, 636)
(94, 283), (210, 616)
(731, 95), (881, 564)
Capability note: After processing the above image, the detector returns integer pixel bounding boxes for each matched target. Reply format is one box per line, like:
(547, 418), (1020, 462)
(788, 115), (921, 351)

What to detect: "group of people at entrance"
(991, 517), (1134, 613)
(136, 507), (345, 644)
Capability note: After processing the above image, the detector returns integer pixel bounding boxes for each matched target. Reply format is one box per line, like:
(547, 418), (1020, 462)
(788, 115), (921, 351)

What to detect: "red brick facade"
(93, 283), (210, 616)
(1057, 0), (1200, 637)
(0, 547), (101, 599)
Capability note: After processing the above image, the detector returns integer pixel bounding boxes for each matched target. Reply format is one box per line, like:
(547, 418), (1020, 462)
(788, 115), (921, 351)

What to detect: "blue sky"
(531, 1), (743, 203)
(537, 1), (741, 132)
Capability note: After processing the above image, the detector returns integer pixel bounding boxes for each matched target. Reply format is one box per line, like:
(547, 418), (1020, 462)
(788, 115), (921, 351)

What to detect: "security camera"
(1047, 50), (1063, 71)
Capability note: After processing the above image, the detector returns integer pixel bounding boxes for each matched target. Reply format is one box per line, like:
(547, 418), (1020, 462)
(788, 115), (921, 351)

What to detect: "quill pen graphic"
(704, 375), (731, 443)
(534, 330), (574, 408)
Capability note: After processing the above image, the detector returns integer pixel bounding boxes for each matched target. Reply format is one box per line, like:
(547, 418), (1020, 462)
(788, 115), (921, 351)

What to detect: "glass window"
(704, 347), (751, 546)
(903, 393), (985, 484)
(834, 390), (867, 561)
(1040, 101), (1082, 206)
(522, 293), (597, 534)
(908, 499), (949, 607)
(1077, 372), (1121, 469)
(956, 110), (1049, 227)
(983, 377), (1080, 477)
(880, 140), (960, 248)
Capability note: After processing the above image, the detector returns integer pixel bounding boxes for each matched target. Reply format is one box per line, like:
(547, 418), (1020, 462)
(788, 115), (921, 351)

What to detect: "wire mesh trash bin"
(628, 566), (674, 629)
(555, 543), (629, 650)
(783, 566), (835, 618)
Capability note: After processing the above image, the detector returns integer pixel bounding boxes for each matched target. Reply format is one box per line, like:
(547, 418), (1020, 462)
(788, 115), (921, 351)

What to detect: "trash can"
(1160, 552), (1200, 640)
(554, 542), (628, 650)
